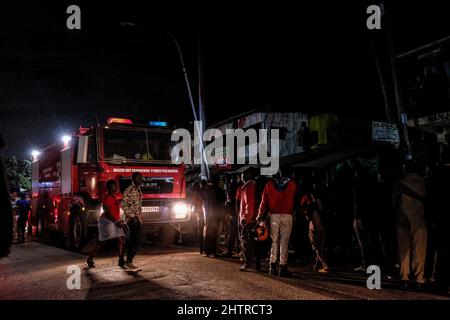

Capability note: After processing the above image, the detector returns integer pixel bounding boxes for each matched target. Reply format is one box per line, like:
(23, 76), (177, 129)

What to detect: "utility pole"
(119, 22), (209, 174)
(382, 2), (413, 160)
(198, 29), (209, 179)
(371, 40), (394, 123)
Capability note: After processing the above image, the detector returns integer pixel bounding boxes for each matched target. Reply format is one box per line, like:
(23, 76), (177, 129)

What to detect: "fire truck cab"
(31, 118), (191, 251)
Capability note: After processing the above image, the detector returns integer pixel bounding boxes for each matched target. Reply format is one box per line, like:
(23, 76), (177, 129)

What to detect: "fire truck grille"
(103, 128), (173, 161)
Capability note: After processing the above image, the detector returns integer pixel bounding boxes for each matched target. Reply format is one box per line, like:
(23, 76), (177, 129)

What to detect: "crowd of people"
(189, 156), (450, 295)
(190, 166), (335, 277)
(6, 155), (450, 296)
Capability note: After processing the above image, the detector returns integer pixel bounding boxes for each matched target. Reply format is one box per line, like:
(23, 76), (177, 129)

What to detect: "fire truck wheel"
(157, 224), (176, 247)
(70, 212), (88, 252)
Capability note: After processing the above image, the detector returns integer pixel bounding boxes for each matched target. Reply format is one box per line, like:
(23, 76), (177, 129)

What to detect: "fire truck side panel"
(60, 147), (72, 196)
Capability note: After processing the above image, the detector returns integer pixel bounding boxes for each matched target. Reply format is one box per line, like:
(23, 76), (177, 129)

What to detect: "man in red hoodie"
(258, 168), (297, 276)
(239, 168), (259, 271)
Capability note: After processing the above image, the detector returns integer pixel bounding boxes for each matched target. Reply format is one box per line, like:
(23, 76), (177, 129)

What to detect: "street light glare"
(62, 135), (72, 144)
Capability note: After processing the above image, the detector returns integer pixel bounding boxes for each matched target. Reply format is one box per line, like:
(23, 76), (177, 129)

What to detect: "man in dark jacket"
(225, 174), (242, 257)
(190, 181), (205, 254)
(15, 193), (30, 243)
(201, 175), (226, 257)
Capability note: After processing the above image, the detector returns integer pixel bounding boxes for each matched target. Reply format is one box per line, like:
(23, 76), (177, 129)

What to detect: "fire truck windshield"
(102, 127), (173, 162)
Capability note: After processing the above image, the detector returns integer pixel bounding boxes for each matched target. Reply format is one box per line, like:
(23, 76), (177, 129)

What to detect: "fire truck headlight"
(173, 202), (189, 219)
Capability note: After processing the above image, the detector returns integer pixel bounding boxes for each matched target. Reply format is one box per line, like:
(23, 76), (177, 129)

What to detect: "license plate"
(142, 206), (159, 213)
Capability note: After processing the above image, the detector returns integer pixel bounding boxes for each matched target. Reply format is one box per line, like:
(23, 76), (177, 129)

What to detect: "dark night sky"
(1, 1), (449, 158)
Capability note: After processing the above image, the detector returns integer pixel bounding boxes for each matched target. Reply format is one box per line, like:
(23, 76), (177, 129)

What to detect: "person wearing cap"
(224, 174), (242, 257)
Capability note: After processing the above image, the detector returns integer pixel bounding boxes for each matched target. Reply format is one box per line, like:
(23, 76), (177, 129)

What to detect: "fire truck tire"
(69, 212), (88, 252)
(157, 224), (176, 247)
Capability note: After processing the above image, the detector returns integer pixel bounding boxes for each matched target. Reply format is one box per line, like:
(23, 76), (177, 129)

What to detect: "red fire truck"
(30, 117), (192, 251)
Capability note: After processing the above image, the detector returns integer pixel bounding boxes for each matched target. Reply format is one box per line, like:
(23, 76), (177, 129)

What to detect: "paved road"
(0, 241), (448, 300)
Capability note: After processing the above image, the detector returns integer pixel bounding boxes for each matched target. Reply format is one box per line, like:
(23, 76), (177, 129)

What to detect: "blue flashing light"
(149, 121), (168, 127)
